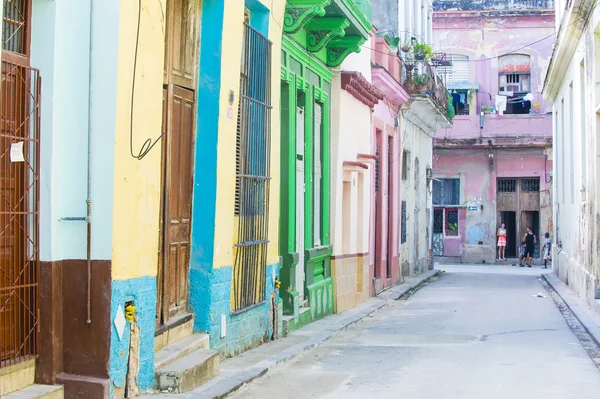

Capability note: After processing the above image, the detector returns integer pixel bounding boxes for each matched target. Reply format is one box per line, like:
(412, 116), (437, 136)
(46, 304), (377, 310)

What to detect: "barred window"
(445, 209), (459, 237)
(401, 201), (407, 244)
(497, 178), (516, 193)
(232, 22), (272, 312)
(433, 209), (444, 234)
(521, 178), (540, 192)
(2, 0), (28, 55)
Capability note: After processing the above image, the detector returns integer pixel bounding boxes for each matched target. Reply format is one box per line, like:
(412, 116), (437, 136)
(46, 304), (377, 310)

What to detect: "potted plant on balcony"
(412, 41), (434, 61)
(413, 73), (429, 94)
(482, 105), (491, 115)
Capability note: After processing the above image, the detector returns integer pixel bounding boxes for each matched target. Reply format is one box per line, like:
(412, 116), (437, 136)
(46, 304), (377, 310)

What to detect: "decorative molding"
(357, 153), (378, 163)
(371, 66), (410, 106)
(282, 36), (333, 82)
(306, 18), (350, 52)
(326, 36), (365, 67)
(341, 71), (384, 108)
(343, 160), (369, 170)
(284, 0), (331, 34)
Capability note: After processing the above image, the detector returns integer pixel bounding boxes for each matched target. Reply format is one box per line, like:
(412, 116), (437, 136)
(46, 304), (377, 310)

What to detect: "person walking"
(522, 227), (536, 268)
(497, 223), (507, 261)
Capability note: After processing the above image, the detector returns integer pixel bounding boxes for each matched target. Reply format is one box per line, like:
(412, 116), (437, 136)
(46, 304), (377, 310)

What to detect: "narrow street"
(231, 266), (600, 399)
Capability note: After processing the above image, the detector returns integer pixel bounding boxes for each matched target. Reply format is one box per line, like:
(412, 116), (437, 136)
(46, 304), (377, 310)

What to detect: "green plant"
(412, 41), (434, 61)
(482, 105), (491, 112)
(447, 93), (455, 120)
(412, 73), (429, 85)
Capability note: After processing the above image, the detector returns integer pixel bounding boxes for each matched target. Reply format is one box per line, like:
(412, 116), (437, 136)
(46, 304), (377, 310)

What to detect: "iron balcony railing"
(401, 60), (452, 120)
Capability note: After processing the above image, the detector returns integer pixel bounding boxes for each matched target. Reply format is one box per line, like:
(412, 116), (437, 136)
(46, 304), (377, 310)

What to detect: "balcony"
(401, 61), (453, 132)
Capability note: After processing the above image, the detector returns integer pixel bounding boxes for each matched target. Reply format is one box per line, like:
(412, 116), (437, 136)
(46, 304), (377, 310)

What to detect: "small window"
(414, 157), (420, 188)
(497, 178), (517, 193)
(498, 54), (531, 115)
(433, 178), (460, 205)
(401, 201), (407, 244)
(449, 90), (469, 115)
(445, 209), (459, 237)
(402, 150), (410, 180)
(521, 178), (540, 192)
(433, 209), (444, 234)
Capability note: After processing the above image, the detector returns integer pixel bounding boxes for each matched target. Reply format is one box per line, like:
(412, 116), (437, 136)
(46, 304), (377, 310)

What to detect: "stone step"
(154, 333), (210, 370)
(156, 348), (220, 393)
(4, 384), (64, 399)
(154, 313), (195, 353)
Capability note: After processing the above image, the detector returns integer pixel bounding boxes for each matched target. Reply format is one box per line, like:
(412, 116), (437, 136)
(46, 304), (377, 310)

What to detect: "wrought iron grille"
(232, 24), (272, 313)
(521, 178), (540, 192)
(445, 209), (459, 236)
(433, 209), (444, 233)
(2, 0), (28, 54)
(401, 201), (407, 244)
(497, 178), (516, 193)
(375, 143), (380, 195)
(0, 61), (41, 368)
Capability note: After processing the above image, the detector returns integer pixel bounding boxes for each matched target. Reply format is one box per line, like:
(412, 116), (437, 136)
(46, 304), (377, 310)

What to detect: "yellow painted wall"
(212, 0), (285, 269)
(112, 0), (165, 280)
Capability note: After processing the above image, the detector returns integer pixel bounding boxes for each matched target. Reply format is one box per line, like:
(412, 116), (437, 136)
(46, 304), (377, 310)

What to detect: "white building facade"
(543, 0), (600, 311)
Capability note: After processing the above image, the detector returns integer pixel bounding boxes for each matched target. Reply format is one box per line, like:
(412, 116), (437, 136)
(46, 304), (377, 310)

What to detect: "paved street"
(231, 266), (600, 399)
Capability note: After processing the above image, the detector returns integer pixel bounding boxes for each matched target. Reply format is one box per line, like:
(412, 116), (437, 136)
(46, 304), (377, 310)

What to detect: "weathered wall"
(187, 0), (285, 356)
(399, 116), (433, 275)
(330, 50), (372, 312)
(30, 0), (120, 396)
(545, 2), (600, 312)
(433, 9), (554, 117)
(434, 148), (552, 263)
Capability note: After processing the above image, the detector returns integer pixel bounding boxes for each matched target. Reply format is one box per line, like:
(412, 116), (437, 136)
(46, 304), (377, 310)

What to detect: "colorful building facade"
(330, 34), (383, 313)
(279, 0), (372, 329)
(432, 1), (554, 264)
(370, 37), (411, 293)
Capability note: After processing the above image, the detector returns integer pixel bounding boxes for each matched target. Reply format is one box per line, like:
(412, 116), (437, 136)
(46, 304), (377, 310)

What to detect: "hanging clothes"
(495, 95), (507, 113)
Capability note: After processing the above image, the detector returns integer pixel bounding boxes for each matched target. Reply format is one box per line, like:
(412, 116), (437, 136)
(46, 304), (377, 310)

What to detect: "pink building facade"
(369, 38), (410, 293)
(432, 2), (554, 263)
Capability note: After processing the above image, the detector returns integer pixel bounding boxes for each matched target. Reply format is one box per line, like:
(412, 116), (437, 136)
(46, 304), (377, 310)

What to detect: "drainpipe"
(62, 0), (93, 324)
(84, 0), (94, 325)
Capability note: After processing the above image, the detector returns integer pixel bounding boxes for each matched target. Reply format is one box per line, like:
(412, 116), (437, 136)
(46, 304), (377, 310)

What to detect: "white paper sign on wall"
(10, 142), (24, 162)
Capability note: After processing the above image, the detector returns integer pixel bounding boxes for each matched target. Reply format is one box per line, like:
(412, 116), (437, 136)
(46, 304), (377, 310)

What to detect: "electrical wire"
(129, 0), (165, 161)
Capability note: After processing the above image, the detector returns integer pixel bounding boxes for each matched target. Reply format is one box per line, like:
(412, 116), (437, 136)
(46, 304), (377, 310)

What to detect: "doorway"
(499, 211), (516, 258)
(520, 211), (540, 257)
(156, 0), (200, 328)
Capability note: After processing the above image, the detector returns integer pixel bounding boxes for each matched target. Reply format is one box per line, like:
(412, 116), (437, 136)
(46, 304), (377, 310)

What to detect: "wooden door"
(157, 0), (200, 327)
(295, 107), (305, 304)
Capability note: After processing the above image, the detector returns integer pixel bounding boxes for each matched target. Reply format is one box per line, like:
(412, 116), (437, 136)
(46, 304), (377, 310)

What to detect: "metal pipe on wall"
(85, 0), (94, 324)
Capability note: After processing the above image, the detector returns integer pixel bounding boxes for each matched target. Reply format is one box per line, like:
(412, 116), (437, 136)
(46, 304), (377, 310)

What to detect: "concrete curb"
(377, 269), (442, 300)
(541, 273), (600, 347)
(174, 270), (443, 399)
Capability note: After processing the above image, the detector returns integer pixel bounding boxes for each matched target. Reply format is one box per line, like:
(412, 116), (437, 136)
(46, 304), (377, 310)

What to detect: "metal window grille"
(521, 178), (540, 192)
(497, 178), (516, 193)
(232, 24), (272, 313)
(401, 201), (407, 244)
(445, 209), (459, 237)
(313, 102), (322, 247)
(2, 0), (28, 55)
(433, 209), (444, 233)
(375, 143), (381, 194)
(0, 61), (41, 368)
(433, 178), (460, 205)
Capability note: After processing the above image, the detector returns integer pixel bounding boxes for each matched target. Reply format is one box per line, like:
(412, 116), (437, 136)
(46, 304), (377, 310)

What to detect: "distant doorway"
(520, 211), (540, 257)
(499, 211), (516, 258)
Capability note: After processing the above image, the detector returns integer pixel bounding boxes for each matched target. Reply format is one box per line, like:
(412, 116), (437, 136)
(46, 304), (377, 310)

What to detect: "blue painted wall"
(109, 276), (157, 395)
(188, 0), (224, 333)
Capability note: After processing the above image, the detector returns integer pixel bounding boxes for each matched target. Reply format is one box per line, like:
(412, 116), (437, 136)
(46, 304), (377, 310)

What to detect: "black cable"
(129, 0), (164, 160)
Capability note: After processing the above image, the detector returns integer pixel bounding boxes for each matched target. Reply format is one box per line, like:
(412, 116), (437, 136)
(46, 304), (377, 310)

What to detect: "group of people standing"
(497, 223), (552, 269)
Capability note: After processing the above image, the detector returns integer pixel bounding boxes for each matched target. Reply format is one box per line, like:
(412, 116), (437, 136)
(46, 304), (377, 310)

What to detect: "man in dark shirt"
(522, 227), (537, 268)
